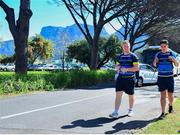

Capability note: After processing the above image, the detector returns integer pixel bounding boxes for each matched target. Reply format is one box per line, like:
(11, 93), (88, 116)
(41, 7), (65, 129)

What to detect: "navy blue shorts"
(157, 76), (174, 93)
(115, 76), (135, 95)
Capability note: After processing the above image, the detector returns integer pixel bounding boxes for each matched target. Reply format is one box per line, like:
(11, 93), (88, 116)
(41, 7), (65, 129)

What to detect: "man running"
(153, 39), (179, 119)
(109, 40), (139, 118)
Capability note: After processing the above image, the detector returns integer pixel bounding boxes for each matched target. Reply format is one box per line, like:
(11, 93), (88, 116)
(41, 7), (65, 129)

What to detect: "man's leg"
(158, 90), (167, 119)
(127, 94), (134, 116)
(168, 92), (174, 106)
(129, 94), (134, 110)
(168, 92), (174, 113)
(115, 91), (123, 111)
(160, 90), (167, 113)
(109, 91), (123, 118)
(167, 76), (174, 113)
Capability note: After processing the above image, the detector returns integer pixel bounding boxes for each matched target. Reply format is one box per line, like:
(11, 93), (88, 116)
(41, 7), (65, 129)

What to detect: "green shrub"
(0, 70), (115, 95)
(67, 70), (115, 88)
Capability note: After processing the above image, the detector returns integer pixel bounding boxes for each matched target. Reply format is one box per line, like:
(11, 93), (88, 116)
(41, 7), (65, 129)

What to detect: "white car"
(173, 54), (180, 76)
(0, 64), (15, 71)
(136, 64), (158, 87)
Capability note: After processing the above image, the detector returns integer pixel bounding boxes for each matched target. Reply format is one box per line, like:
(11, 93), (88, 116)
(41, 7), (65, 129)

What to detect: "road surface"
(0, 77), (180, 134)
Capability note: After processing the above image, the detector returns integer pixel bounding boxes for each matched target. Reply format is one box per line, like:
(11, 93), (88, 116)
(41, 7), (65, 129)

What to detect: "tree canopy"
(54, 0), (180, 69)
(108, 0), (180, 52)
(67, 35), (121, 69)
(54, 0), (141, 70)
(0, 35), (54, 65)
(28, 34), (54, 64)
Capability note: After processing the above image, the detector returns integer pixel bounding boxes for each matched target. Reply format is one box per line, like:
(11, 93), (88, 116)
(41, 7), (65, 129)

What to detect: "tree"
(54, 0), (140, 70)
(148, 24), (180, 53)
(28, 35), (54, 64)
(67, 35), (121, 69)
(109, 0), (180, 52)
(0, 55), (15, 64)
(0, 0), (32, 73)
(60, 33), (70, 71)
(0, 35), (54, 65)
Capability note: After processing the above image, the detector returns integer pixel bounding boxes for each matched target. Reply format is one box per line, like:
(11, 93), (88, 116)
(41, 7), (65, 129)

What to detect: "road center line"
(1, 93), (111, 120)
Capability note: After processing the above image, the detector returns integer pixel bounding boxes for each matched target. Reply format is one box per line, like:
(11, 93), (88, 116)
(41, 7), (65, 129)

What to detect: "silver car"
(136, 64), (158, 87)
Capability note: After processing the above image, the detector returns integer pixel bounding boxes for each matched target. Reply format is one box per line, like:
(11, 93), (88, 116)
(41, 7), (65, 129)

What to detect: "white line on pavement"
(1, 93), (111, 120)
(1, 92), (154, 120)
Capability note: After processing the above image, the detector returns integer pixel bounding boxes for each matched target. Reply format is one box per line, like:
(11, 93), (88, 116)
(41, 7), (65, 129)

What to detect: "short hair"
(160, 40), (169, 45)
(122, 40), (130, 46)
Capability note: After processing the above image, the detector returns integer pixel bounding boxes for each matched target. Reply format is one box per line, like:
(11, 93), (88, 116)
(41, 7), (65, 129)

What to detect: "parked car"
(0, 64), (15, 71)
(100, 65), (114, 70)
(173, 54), (180, 76)
(0, 64), (6, 71)
(136, 64), (158, 87)
(43, 64), (61, 71)
(28, 64), (42, 71)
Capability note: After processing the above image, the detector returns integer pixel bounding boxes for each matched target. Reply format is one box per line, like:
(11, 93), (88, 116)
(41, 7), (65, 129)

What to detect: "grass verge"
(140, 98), (180, 134)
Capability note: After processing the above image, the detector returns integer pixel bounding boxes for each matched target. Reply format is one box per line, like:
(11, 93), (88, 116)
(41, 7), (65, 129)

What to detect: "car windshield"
(140, 65), (154, 72)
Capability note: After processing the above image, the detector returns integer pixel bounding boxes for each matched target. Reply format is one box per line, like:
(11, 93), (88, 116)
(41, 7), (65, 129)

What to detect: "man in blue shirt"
(109, 40), (139, 118)
(153, 40), (179, 119)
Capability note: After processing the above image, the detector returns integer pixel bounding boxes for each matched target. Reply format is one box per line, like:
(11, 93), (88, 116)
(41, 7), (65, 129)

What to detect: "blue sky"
(0, 0), (119, 41)
(0, 0), (75, 40)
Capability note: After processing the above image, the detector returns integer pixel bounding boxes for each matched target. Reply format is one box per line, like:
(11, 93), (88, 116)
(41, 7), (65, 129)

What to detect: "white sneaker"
(127, 109), (134, 117)
(109, 112), (119, 118)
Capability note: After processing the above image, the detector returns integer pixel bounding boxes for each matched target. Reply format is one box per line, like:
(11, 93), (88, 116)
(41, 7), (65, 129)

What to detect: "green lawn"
(140, 98), (180, 134)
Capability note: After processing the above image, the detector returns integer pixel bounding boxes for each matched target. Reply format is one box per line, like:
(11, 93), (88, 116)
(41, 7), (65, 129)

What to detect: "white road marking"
(0, 92), (156, 120)
(1, 93), (111, 120)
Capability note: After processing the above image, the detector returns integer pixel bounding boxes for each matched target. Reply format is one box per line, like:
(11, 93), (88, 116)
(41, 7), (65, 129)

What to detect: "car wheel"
(177, 69), (179, 76)
(174, 69), (178, 77)
(137, 78), (143, 87)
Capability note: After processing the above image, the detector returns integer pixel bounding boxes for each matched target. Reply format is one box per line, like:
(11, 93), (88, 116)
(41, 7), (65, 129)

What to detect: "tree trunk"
(90, 44), (98, 70)
(0, 0), (32, 74)
(14, 37), (28, 73)
(15, 0), (32, 73)
(90, 25), (102, 70)
(129, 39), (135, 52)
(61, 50), (65, 71)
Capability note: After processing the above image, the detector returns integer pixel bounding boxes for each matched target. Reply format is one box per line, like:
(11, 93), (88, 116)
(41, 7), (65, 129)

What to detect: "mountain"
(0, 40), (14, 56)
(41, 24), (109, 42)
(0, 24), (109, 60)
(40, 24), (109, 60)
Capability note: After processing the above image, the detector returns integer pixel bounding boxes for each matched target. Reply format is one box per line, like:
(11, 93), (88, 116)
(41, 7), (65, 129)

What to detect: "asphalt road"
(0, 77), (180, 134)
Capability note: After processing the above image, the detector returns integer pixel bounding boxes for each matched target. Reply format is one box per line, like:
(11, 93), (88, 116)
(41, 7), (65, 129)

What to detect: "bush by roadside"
(0, 70), (115, 96)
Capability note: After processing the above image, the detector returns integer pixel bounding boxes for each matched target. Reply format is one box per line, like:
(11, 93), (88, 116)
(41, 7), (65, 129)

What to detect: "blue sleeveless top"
(117, 52), (138, 77)
(155, 51), (175, 77)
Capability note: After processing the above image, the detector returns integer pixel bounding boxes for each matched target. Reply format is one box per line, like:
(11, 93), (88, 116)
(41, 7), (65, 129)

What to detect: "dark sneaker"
(168, 105), (174, 113)
(158, 113), (165, 120)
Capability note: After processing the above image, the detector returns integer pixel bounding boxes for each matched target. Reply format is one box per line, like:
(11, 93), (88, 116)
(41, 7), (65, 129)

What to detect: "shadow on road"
(83, 83), (158, 90)
(105, 118), (157, 134)
(61, 115), (127, 129)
